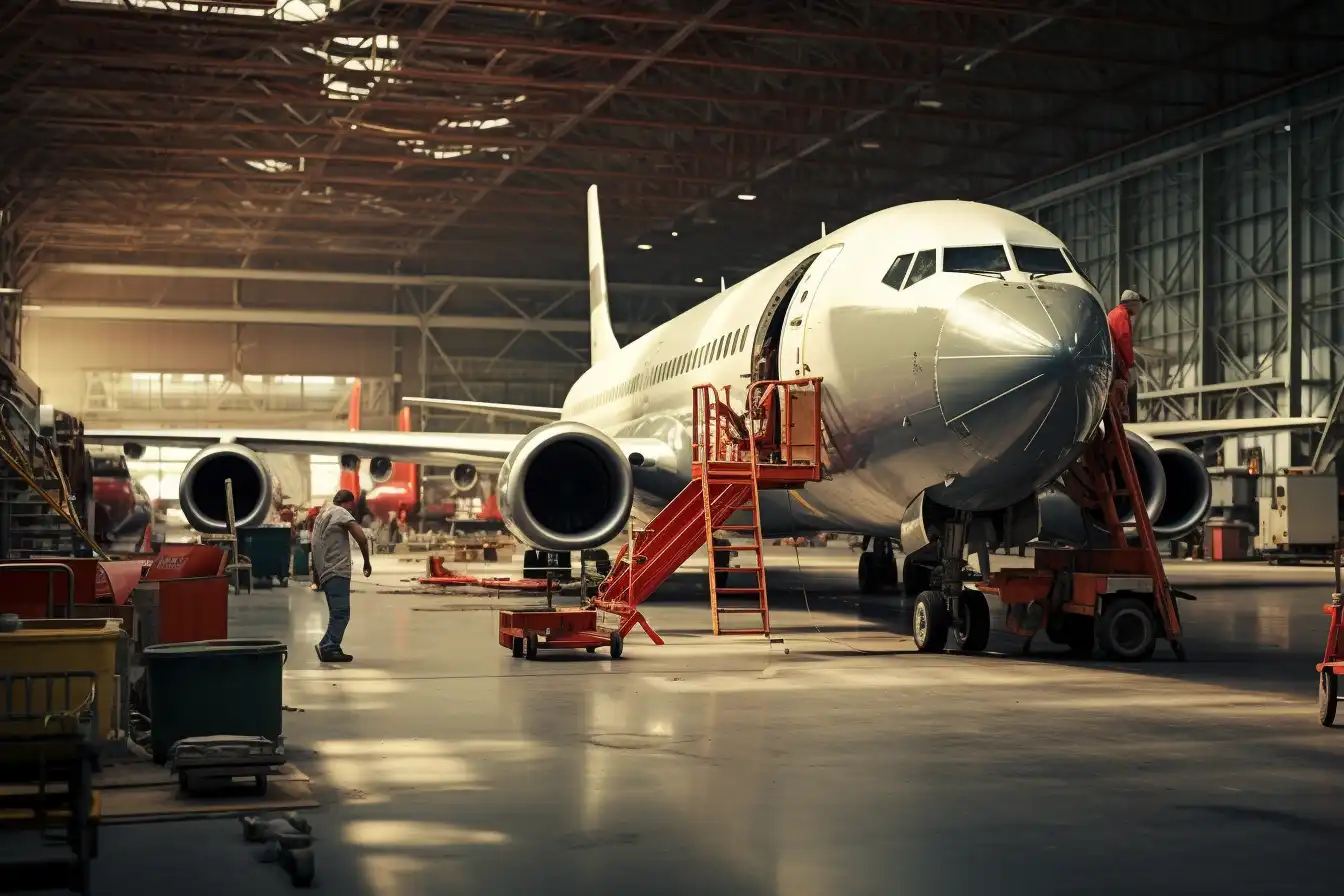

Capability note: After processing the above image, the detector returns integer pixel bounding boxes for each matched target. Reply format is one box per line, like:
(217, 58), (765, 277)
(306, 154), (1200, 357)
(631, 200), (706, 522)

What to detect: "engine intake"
(496, 421), (633, 551)
(451, 463), (479, 493)
(180, 444), (273, 533)
(368, 456), (394, 483)
(1147, 439), (1213, 539)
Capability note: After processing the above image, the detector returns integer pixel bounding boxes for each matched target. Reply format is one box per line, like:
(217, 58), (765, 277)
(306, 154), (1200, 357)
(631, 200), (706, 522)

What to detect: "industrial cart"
(498, 609), (623, 660)
(1315, 543), (1344, 726)
(0, 671), (102, 895)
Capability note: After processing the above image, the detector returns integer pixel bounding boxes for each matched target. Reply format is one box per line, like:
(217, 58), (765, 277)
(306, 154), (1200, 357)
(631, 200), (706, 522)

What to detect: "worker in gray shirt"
(311, 488), (372, 663)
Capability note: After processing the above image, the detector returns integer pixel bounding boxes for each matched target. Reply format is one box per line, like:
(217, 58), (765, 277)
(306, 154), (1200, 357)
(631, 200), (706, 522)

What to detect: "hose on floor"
(781, 490), (881, 656)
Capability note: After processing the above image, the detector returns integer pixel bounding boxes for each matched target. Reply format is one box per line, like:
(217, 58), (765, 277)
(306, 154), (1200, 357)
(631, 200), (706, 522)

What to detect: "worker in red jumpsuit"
(1107, 289), (1147, 422)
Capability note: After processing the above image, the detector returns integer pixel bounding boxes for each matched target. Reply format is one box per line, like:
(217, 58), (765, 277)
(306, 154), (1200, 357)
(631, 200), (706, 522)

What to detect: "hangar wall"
(995, 70), (1344, 475)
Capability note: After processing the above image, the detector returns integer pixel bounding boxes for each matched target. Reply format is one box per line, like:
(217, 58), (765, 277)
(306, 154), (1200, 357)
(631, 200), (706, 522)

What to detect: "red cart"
(498, 608), (623, 660)
(1315, 544), (1344, 726)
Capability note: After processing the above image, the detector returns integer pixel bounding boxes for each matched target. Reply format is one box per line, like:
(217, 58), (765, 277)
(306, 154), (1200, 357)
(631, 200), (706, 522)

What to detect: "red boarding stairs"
(1068, 385), (1185, 654)
(592, 378), (825, 644)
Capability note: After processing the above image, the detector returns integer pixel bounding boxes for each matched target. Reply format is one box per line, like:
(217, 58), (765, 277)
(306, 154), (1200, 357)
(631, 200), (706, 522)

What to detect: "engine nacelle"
(496, 421), (633, 551)
(451, 463), (478, 493)
(1146, 438), (1213, 539)
(1038, 432), (1212, 544)
(339, 453), (360, 473)
(368, 456), (394, 484)
(179, 444), (273, 533)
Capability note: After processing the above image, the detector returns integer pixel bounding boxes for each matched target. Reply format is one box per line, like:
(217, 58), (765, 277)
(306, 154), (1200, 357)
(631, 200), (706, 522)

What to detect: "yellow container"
(0, 619), (123, 741)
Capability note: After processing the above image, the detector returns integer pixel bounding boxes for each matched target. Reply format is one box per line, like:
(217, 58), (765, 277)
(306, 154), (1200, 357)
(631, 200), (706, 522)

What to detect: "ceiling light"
(671, 231), (678, 237)
(917, 98), (944, 110)
(694, 277), (703, 284)
(737, 193), (756, 201)
(859, 140), (881, 149)
(637, 243), (652, 250)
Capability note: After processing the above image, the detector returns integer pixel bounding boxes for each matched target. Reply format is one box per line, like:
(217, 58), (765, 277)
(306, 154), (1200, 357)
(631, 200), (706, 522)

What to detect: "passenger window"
(906, 249), (936, 287)
(882, 253), (913, 290)
(718, 335), (728, 359)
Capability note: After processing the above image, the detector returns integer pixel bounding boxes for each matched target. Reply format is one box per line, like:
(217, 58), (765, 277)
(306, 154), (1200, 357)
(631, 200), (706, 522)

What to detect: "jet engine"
(368, 456), (394, 484)
(179, 443), (273, 533)
(1146, 438), (1214, 539)
(451, 463), (478, 493)
(1037, 431), (1211, 544)
(495, 421), (633, 552)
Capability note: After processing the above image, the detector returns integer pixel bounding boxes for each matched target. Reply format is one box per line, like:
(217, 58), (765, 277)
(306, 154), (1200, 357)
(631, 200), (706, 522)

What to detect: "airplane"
(335, 380), (481, 527)
(82, 187), (1325, 646)
(87, 446), (153, 553)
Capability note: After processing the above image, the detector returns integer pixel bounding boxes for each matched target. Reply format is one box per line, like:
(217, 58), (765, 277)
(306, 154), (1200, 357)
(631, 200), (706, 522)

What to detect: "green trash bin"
(142, 639), (287, 764)
(237, 526), (293, 586)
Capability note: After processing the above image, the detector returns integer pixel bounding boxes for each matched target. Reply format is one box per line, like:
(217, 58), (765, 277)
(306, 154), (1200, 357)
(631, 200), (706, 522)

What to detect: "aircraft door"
(777, 243), (843, 378)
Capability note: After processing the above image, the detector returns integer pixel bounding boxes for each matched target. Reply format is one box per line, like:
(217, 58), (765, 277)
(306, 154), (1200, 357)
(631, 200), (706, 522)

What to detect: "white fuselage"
(558, 200), (1115, 535)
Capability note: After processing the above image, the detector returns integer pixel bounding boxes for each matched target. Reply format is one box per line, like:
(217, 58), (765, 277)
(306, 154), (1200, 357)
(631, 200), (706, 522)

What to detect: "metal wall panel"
(1000, 83), (1344, 473)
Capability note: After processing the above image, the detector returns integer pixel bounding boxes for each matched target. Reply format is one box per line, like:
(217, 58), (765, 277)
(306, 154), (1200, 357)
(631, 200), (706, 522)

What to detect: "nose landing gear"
(912, 516), (990, 654)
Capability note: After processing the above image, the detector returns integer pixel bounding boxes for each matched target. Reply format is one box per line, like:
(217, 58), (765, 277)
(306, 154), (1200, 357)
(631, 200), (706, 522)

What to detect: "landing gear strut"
(912, 515), (990, 653)
(857, 536), (898, 593)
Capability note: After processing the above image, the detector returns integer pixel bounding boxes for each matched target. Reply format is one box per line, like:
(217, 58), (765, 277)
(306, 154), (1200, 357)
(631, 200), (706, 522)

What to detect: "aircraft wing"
(1127, 417), (1327, 442)
(82, 427), (674, 470)
(401, 396), (563, 424)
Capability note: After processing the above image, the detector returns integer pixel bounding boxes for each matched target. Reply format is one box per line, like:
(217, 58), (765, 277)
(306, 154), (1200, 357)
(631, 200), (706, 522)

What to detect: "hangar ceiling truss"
(3, 0), (1343, 285)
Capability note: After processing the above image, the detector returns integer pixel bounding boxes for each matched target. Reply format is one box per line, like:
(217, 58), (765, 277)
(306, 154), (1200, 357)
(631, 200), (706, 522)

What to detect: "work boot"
(315, 645), (353, 663)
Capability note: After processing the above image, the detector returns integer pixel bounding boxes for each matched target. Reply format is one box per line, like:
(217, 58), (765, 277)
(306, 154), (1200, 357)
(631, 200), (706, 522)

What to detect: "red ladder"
(591, 378), (825, 642)
(1079, 387), (1184, 649)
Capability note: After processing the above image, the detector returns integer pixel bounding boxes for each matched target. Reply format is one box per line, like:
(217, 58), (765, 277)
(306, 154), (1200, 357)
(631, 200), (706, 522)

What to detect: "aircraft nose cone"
(934, 281), (1112, 484)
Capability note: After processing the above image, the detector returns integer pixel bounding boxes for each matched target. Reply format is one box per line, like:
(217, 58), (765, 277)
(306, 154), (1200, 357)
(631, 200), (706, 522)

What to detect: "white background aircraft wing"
(84, 428), (522, 466)
(401, 397), (562, 424)
(1127, 417), (1326, 442)
(83, 428), (676, 471)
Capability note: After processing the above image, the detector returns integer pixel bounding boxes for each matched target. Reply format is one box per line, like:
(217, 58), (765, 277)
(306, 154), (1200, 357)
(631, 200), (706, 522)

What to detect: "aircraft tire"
(952, 590), (990, 653)
(858, 552), (880, 594)
(913, 591), (950, 652)
(1097, 596), (1156, 662)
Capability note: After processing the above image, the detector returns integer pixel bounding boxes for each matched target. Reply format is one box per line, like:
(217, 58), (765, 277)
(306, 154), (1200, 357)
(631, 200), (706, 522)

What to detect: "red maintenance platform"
(975, 389), (1187, 662)
(497, 378), (827, 661)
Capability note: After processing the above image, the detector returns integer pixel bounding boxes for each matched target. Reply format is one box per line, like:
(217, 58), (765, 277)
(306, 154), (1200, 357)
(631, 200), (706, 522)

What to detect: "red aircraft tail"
(393, 407), (419, 502)
(339, 379), (362, 497)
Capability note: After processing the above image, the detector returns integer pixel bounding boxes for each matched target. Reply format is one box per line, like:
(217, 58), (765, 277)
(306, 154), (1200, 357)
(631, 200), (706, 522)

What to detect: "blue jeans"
(318, 576), (351, 651)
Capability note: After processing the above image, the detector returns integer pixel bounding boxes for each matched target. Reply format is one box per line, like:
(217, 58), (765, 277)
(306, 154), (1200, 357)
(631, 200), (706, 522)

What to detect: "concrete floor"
(18, 545), (1344, 894)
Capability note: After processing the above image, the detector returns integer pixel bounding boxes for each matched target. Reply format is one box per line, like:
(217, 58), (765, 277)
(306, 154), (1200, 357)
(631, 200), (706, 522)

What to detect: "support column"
(1287, 109), (1304, 422)
(1113, 183), (1127, 304)
(1198, 152), (1218, 421)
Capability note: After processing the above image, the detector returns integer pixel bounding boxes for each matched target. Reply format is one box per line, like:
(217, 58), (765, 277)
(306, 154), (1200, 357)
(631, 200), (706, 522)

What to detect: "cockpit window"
(1012, 245), (1072, 276)
(1062, 248), (1100, 293)
(882, 253), (913, 291)
(943, 245), (1011, 274)
(905, 249), (937, 287)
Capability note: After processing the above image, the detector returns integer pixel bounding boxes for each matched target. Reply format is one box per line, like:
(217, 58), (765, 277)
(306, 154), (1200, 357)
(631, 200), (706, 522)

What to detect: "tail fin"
(392, 408), (419, 504)
(348, 378), (362, 431)
(339, 378), (362, 497)
(586, 185), (620, 365)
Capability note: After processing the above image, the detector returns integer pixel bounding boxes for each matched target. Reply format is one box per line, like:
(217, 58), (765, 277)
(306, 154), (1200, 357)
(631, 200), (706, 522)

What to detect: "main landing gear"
(857, 536), (899, 593)
(911, 516), (990, 654)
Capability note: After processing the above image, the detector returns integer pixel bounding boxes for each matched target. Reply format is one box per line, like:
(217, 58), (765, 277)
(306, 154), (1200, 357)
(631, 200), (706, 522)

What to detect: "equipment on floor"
(591, 378), (825, 645)
(419, 555), (480, 586)
(170, 734), (285, 795)
(1315, 543), (1344, 726)
(499, 608), (621, 659)
(236, 526), (292, 588)
(242, 812), (316, 888)
(141, 639), (287, 764)
(1258, 470), (1339, 564)
(975, 390), (1188, 661)
(0, 665), (106, 894)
